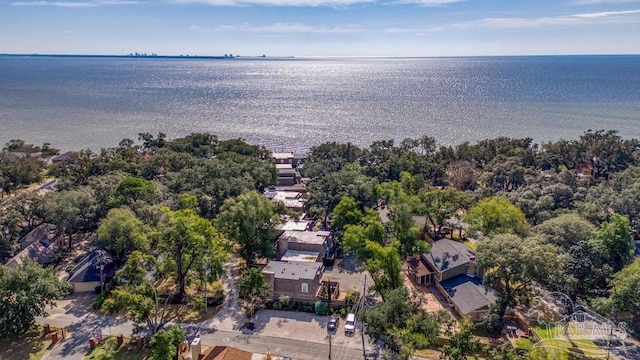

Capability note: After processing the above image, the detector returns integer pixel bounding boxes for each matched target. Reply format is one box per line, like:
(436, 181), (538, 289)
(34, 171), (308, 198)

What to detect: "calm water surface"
(1, 56), (639, 151)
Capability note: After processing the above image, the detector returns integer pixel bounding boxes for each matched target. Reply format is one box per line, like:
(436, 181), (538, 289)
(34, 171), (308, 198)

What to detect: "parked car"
(327, 316), (339, 332)
(344, 313), (356, 334)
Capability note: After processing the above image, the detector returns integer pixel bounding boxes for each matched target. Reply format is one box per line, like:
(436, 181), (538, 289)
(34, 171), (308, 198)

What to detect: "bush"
(272, 301), (283, 310)
(65, 264), (75, 274)
(93, 291), (106, 310)
(338, 308), (348, 318)
(290, 301), (301, 311)
(345, 291), (359, 306)
(94, 285), (103, 294)
(314, 301), (328, 316)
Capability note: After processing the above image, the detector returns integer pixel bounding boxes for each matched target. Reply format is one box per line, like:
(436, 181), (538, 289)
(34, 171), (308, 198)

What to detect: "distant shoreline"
(0, 53), (295, 60)
(0, 53), (638, 61)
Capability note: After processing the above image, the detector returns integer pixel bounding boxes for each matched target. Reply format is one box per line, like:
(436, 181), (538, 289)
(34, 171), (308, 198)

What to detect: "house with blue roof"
(407, 239), (496, 320)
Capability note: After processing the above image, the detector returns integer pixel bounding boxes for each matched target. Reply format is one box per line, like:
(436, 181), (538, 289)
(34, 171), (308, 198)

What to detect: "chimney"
(191, 337), (201, 360)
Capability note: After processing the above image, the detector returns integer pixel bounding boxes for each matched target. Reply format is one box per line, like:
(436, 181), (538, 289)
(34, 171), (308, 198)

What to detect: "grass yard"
(531, 322), (607, 359)
(0, 327), (56, 360)
(84, 336), (150, 360)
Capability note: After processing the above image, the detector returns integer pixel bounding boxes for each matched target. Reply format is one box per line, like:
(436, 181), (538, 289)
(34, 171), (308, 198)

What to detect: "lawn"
(84, 336), (150, 360)
(0, 327), (55, 360)
(531, 322), (607, 359)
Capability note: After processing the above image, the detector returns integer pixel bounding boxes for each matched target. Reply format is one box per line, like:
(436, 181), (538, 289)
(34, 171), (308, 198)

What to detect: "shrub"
(345, 291), (358, 306)
(278, 294), (291, 309)
(272, 301), (283, 310)
(338, 308), (348, 318)
(93, 291), (106, 310)
(65, 264), (75, 274)
(314, 301), (328, 316)
(290, 300), (301, 311)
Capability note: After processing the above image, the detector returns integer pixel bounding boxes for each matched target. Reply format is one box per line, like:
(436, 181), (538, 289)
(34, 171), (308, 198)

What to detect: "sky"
(1, 0), (639, 57)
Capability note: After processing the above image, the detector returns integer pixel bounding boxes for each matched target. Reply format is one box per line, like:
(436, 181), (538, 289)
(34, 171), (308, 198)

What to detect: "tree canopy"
(465, 196), (529, 237)
(0, 262), (69, 338)
(215, 190), (280, 263)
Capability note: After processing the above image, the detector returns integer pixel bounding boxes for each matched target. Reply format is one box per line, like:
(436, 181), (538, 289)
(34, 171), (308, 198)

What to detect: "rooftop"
(272, 152), (294, 160)
(281, 250), (320, 262)
(423, 239), (476, 273)
(281, 230), (330, 245)
(201, 345), (252, 360)
(440, 275), (497, 315)
(262, 260), (323, 280)
(277, 220), (311, 231)
(68, 249), (115, 283)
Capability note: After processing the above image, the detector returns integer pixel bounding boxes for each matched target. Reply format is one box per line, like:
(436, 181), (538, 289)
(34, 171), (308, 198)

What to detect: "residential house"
(275, 164), (301, 186)
(276, 218), (311, 232)
(262, 260), (324, 303)
(407, 239), (495, 320)
(277, 230), (332, 260)
(50, 151), (74, 164)
(190, 339), (253, 360)
(5, 224), (59, 267)
(266, 188), (306, 212)
(272, 152), (294, 165)
(68, 249), (115, 293)
(280, 250), (321, 262)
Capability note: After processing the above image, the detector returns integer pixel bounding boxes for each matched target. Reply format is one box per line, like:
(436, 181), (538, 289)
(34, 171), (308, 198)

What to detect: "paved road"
(192, 328), (377, 360)
(39, 261), (381, 359)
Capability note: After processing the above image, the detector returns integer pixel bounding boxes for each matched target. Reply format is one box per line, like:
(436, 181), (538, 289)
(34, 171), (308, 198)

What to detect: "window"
(301, 282), (309, 293)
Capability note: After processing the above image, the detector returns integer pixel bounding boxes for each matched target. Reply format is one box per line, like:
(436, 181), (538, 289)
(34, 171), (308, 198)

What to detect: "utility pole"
(362, 274), (367, 359)
(329, 333), (332, 359)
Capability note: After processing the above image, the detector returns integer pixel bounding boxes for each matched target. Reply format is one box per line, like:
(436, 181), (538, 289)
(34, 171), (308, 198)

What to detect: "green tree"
(306, 163), (377, 225)
(590, 213), (634, 272)
(440, 322), (480, 360)
(465, 197), (529, 237)
(419, 188), (472, 239)
(159, 208), (228, 302)
(149, 328), (176, 360)
(113, 176), (157, 206)
(42, 190), (86, 249)
(115, 250), (155, 286)
(535, 213), (596, 250)
(96, 207), (149, 261)
(610, 258), (640, 334)
(477, 234), (559, 319)
(0, 262), (69, 338)
(364, 241), (403, 295)
(361, 287), (443, 359)
(103, 282), (191, 335)
(238, 267), (270, 318)
(330, 196), (363, 232)
(215, 191), (280, 263)
(389, 202), (424, 259)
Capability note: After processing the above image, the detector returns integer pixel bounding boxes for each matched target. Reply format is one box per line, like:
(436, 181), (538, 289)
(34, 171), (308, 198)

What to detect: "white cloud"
(170, 0), (372, 6)
(171, 0), (463, 6)
(571, 0), (638, 5)
(191, 22), (365, 33)
(384, 25), (444, 33)
(11, 0), (143, 6)
(389, 0), (464, 5)
(459, 9), (640, 28)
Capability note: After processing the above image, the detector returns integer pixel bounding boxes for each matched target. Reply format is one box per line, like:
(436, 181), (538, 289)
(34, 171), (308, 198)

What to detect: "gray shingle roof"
(440, 275), (497, 315)
(423, 239), (475, 273)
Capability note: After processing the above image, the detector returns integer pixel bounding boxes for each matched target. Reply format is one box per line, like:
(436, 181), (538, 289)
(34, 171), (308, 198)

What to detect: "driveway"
(40, 258), (380, 359)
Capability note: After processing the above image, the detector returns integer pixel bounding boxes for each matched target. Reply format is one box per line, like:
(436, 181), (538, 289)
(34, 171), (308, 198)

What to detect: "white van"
(344, 313), (356, 334)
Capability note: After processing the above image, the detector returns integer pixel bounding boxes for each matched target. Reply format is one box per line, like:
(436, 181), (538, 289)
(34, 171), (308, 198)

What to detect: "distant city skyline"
(1, 0), (639, 57)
